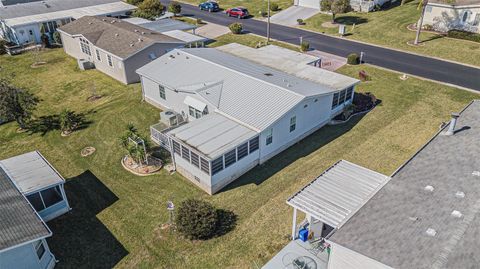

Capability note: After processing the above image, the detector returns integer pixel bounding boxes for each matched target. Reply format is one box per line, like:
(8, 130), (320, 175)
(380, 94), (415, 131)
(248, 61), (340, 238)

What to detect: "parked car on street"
(225, 7), (249, 18)
(199, 1), (220, 12)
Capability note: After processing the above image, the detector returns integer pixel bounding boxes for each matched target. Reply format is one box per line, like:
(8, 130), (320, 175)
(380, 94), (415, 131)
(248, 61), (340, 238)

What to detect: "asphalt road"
(171, 2), (480, 91)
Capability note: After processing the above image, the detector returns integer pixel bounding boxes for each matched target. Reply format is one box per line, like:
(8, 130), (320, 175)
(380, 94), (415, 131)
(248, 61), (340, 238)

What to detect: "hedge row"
(447, 29), (480, 43)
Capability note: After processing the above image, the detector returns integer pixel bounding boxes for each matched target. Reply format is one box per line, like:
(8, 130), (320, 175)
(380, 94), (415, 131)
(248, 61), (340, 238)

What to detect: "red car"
(225, 7), (249, 18)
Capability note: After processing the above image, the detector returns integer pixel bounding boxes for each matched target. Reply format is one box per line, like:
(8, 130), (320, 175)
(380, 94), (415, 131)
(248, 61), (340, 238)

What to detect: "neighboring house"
(139, 44), (359, 194)
(294, 0), (391, 12)
(265, 100), (480, 269)
(423, 0), (480, 33)
(0, 0), (135, 45)
(58, 16), (185, 84)
(0, 151), (71, 269)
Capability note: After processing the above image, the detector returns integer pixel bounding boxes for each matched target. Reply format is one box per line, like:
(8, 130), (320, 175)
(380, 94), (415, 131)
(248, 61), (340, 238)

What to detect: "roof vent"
(134, 29), (139, 32)
(444, 112), (460, 136)
(424, 185), (434, 192)
(408, 216), (419, 222)
(102, 18), (106, 21)
(286, 83), (292, 87)
(138, 38), (143, 42)
(473, 171), (480, 176)
(129, 43), (134, 47)
(141, 31), (145, 35)
(455, 191), (465, 198)
(169, 55), (175, 59)
(88, 22), (92, 25)
(451, 210), (463, 218)
(426, 228), (437, 237)
(264, 73), (273, 76)
(115, 33), (119, 37)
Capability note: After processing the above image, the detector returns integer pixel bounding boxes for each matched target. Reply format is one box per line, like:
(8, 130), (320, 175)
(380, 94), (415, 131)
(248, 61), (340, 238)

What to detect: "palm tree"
(414, 0), (429, 45)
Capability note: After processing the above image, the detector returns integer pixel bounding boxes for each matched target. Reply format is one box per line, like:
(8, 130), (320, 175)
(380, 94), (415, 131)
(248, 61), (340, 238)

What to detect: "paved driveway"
(270, 6), (319, 26)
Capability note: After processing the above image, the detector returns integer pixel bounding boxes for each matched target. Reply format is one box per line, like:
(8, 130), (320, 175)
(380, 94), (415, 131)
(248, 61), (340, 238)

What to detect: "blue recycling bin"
(298, 229), (309, 242)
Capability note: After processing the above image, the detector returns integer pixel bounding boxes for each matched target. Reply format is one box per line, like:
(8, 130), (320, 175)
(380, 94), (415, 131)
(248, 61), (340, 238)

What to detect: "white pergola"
(287, 160), (391, 239)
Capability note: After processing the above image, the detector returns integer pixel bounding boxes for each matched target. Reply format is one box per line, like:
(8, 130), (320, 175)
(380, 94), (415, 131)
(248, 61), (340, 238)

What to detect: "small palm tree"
(414, 0), (429, 45)
(59, 109), (78, 134)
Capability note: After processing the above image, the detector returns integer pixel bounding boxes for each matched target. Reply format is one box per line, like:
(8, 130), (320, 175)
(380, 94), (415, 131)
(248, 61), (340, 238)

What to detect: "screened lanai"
(0, 151), (70, 222)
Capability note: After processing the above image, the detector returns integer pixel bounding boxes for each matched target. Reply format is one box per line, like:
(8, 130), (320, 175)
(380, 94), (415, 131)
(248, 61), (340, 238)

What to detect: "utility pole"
(267, 0), (271, 43)
(414, 0), (428, 45)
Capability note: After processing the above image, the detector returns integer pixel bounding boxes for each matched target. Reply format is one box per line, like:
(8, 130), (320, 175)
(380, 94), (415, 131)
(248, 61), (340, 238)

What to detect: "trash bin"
(299, 229), (309, 242)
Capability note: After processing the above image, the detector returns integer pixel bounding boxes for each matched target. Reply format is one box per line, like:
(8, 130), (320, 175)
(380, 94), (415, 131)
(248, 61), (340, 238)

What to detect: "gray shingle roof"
(0, 0), (120, 19)
(0, 168), (50, 252)
(59, 16), (184, 59)
(330, 100), (480, 269)
(137, 48), (344, 131)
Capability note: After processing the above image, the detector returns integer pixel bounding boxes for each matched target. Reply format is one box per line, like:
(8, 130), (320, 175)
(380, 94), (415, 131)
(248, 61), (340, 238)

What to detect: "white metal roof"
(287, 160), (390, 229)
(137, 48), (345, 131)
(166, 113), (257, 159)
(0, 151), (65, 194)
(218, 43), (359, 91)
(162, 30), (207, 44)
(4, 1), (135, 27)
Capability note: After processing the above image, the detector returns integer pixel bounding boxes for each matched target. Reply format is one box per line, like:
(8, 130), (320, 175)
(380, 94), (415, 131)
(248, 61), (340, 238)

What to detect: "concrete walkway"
(195, 22), (230, 39)
(269, 6), (319, 26)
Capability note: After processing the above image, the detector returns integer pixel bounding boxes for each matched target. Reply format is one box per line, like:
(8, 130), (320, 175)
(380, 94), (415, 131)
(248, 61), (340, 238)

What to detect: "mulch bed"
(121, 155), (163, 176)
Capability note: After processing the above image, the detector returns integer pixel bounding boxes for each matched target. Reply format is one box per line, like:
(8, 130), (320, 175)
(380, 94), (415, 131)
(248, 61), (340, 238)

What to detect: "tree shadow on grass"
(214, 208), (237, 237)
(46, 170), (128, 269)
(219, 114), (366, 193)
(334, 16), (368, 26)
(27, 111), (94, 136)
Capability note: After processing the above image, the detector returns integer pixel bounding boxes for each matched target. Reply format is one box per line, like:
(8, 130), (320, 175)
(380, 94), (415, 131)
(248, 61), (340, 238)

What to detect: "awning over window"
(184, 96), (207, 112)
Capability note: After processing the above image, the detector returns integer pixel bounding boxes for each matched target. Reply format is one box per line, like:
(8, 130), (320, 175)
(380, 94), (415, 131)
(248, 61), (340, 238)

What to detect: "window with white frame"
(95, 49), (101, 61)
(249, 136), (259, 153)
(237, 142), (248, 160)
(463, 11), (471, 23)
(35, 241), (46, 260)
(211, 156), (224, 175)
(200, 157), (209, 174)
(159, 85), (166, 100)
(224, 149), (236, 168)
(79, 38), (91, 56)
(332, 92), (340, 109)
(332, 87), (354, 109)
(290, 116), (296, 132)
(181, 145), (190, 161)
(265, 128), (273, 145)
(188, 106), (207, 119)
(473, 13), (480, 26)
(107, 54), (113, 67)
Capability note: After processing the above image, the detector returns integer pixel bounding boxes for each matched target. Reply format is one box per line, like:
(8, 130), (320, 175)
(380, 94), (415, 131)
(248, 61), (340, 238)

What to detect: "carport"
(287, 160), (390, 240)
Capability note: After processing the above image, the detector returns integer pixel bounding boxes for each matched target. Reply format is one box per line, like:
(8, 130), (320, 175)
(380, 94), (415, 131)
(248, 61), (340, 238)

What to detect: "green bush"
(176, 199), (219, 240)
(270, 3), (279, 11)
(347, 53), (359, 65)
(126, 0), (143, 5)
(229, 23), (243, 34)
(447, 29), (480, 43)
(168, 1), (182, 15)
(0, 40), (7, 55)
(196, 18), (203, 25)
(300, 41), (310, 52)
(423, 24), (434, 31)
(297, 18), (304, 25)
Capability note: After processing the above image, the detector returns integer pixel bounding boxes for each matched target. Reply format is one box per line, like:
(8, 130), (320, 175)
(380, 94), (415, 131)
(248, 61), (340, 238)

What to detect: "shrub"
(423, 24), (433, 31)
(297, 18), (304, 25)
(59, 109), (84, 134)
(53, 31), (62, 44)
(347, 53), (359, 65)
(134, 0), (164, 20)
(270, 2), (279, 11)
(196, 18), (203, 25)
(168, 1), (182, 15)
(447, 29), (480, 43)
(0, 39), (7, 55)
(126, 0), (143, 5)
(300, 41), (310, 52)
(176, 199), (218, 240)
(229, 23), (243, 34)
(40, 34), (50, 48)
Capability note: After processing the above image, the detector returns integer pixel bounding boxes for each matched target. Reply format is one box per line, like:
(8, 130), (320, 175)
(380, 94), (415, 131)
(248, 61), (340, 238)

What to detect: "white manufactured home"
(138, 45), (359, 194)
(0, 151), (71, 269)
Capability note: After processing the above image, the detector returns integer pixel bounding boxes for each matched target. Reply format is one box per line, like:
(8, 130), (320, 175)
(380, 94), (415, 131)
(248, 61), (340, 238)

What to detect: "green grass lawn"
(0, 48), (478, 269)
(302, 1), (480, 66)
(177, 0), (292, 18)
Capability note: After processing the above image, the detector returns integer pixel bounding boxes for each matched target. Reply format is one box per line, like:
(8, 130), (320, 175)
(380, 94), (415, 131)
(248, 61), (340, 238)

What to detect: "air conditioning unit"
(160, 110), (182, 127)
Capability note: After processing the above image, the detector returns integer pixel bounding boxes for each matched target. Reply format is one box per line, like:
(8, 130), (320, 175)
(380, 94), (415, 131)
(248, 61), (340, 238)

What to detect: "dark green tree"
(0, 80), (39, 129)
(321, 0), (350, 23)
(134, 0), (164, 20)
(168, 1), (182, 16)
